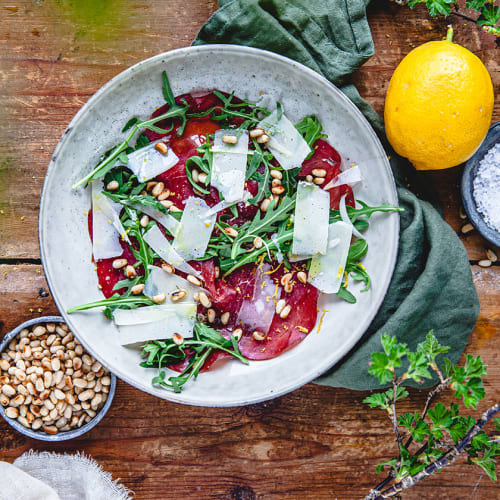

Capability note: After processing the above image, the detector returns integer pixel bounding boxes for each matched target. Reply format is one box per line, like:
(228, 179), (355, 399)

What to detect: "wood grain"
(0, 1), (499, 499)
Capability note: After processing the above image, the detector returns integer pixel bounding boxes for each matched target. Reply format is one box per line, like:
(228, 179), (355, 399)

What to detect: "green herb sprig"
(402, 1), (499, 36)
(364, 332), (500, 499)
(140, 322), (248, 393)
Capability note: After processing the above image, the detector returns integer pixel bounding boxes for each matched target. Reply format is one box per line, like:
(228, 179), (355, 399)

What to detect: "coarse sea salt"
(473, 142), (500, 233)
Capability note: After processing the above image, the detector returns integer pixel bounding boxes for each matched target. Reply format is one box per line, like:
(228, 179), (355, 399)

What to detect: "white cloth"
(0, 451), (133, 500)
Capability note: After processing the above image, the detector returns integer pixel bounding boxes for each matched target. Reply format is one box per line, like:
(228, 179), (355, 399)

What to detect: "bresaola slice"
(238, 266), (320, 360)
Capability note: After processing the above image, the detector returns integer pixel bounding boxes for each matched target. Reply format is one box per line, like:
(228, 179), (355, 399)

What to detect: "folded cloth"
(194, 0), (480, 389)
(0, 451), (132, 500)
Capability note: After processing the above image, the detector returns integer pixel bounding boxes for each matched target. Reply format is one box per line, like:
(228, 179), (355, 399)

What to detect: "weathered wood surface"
(0, 1), (498, 498)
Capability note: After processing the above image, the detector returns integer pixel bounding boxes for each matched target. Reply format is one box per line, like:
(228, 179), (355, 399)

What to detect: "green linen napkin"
(193, 0), (480, 390)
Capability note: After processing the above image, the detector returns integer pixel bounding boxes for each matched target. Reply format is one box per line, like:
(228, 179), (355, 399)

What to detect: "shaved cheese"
(173, 197), (215, 259)
(288, 254), (311, 263)
(211, 130), (248, 202)
(113, 304), (197, 344)
(204, 191), (252, 216)
(324, 165), (363, 190)
(257, 110), (311, 170)
(237, 264), (280, 335)
(143, 225), (201, 277)
(292, 181), (330, 256)
(91, 181), (128, 260)
(339, 194), (363, 239)
(144, 265), (200, 302)
(132, 203), (180, 236)
(127, 140), (179, 182)
(308, 221), (353, 294)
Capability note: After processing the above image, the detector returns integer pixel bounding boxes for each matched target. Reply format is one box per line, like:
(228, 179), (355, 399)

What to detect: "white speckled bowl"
(39, 45), (399, 406)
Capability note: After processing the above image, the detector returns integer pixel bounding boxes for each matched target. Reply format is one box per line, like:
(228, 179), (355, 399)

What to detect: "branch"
(403, 377), (451, 450)
(371, 402), (500, 499)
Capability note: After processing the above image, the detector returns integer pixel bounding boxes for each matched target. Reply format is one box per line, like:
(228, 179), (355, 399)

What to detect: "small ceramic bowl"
(461, 122), (500, 247)
(0, 316), (116, 441)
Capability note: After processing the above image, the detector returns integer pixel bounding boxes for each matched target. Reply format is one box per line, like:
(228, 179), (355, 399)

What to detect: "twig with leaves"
(392, 0), (500, 36)
(363, 332), (500, 499)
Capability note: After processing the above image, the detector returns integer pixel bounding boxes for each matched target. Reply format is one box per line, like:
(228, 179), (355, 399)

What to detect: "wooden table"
(0, 1), (498, 498)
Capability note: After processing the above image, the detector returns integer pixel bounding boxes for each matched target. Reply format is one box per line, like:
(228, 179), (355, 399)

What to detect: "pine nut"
(112, 258), (128, 269)
(271, 178), (282, 188)
(131, 284), (145, 295)
(214, 266), (220, 278)
(256, 134), (270, 144)
(162, 263), (175, 274)
(313, 177), (325, 185)
(152, 293), (166, 304)
(459, 206), (467, 219)
(171, 290), (187, 302)
(125, 265), (137, 278)
(253, 237), (263, 249)
(224, 226), (238, 237)
(486, 249), (497, 262)
(280, 304), (292, 319)
(0, 395), (10, 406)
(312, 168), (327, 177)
(17, 416), (30, 428)
(260, 198), (271, 212)
(2, 384), (15, 397)
(222, 135), (238, 145)
(106, 180), (119, 191)
(275, 299), (286, 315)
(199, 291), (212, 308)
(51, 358), (61, 372)
(281, 273), (293, 286)
(305, 174), (313, 182)
(252, 331), (266, 341)
(5, 407), (18, 419)
(73, 378), (87, 389)
(249, 128), (264, 138)
(461, 223), (474, 234)
(155, 142), (168, 155)
(44, 425), (58, 435)
(221, 312), (230, 325)
(146, 181), (157, 191)
(33, 326), (47, 337)
(270, 169), (282, 180)
(192, 169), (200, 183)
(272, 185), (285, 195)
(284, 282), (294, 293)
(101, 376), (111, 387)
(172, 333), (184, 346)
(0, 359), (9, 371)
(140, 215), (150, 228)
(478, 259), (492, 268)
(233, 328), (243, 341)
(198, 172), (208, 184)
(187, 274), (202, 286)
(46, 323), (56, 333)
(297, 271), (307, 284)
(78, 389), (95, 402)
(157, 190), (171, 201)
(207, 308), (216, 323)
(152, 182), (165, 197)
(160, 199), (174, 209)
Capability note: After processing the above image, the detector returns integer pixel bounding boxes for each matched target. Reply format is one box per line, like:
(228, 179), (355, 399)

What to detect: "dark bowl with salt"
(461, 122), (500, 248)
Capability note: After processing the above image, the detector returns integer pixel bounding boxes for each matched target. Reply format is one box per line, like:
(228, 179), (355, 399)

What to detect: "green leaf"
(368, 351), (393, 385)
(417, 331), (450, 365)
(295, 115), (327, 156)
(469, 443), (499, 481)
(122, 117), (140, 132)
(161, 70), (176, 107)
(363, 391), (391, 410)
(336, 286), (357, 304)
(426, 0), (454, 17)
(466, 0), (486, 10)
(477, 4), (500, 26)
(406, 351), (432, 383)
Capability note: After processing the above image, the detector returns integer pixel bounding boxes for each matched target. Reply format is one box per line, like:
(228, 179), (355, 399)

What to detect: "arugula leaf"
(295, 115), (327, 154)
(230, 195), (295, 260)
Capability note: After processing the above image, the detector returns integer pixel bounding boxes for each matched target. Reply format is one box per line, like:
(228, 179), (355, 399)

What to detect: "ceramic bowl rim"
(0, 316), (116, 442)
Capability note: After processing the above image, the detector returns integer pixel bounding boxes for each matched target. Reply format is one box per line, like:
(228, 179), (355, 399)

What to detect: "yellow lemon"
(384, 30), (494, 170)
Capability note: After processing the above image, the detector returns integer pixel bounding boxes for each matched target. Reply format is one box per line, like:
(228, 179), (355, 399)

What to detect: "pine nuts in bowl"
(0, 316), (116, 441)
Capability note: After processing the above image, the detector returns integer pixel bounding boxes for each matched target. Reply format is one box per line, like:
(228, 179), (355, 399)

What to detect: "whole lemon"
(384, 31), (494, 170)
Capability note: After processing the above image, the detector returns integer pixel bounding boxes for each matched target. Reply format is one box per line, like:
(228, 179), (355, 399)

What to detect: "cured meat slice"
(299, 139), (355, 209)
(238, 266), (320, 360)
